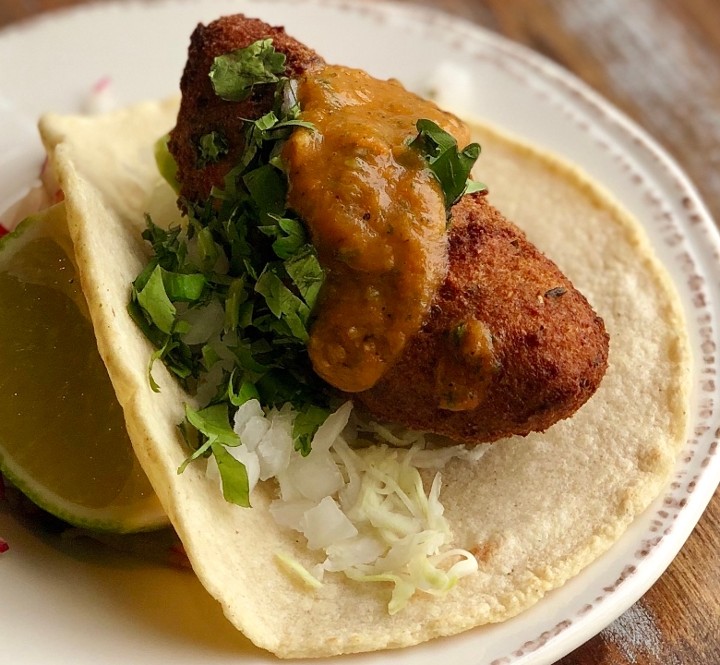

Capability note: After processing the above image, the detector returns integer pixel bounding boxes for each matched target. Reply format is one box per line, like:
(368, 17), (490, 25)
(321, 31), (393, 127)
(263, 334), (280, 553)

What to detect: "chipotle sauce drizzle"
(284, 65), (470, 392)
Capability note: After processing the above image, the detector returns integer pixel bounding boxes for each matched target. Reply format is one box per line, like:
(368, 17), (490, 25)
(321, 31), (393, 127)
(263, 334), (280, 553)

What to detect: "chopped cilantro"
(135, 265), (176, 334)
(184, 403), (240, 447)
(209, 38), (287, 102)
(132, 40), (331, 497)
(255, 266), (310, 338)
(197, 130), (229, 167)
(408, 119), (488, 210)
(292, 406), (330, 456)
(211, 442), (251, 507)
(285, 247), (324, 311)
(162, 270), (207, 302)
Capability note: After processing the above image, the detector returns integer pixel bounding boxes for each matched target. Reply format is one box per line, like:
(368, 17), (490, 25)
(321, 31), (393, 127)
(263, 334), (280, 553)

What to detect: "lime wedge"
(0, 204), (167, 532)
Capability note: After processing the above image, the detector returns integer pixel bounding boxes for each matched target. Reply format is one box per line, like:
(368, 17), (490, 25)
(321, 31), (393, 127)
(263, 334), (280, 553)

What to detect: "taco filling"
(33, 13), (689, 659)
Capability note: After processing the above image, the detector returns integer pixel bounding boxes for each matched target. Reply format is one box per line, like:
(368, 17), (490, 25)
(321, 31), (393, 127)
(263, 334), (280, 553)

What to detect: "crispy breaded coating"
(169, 15), (609, 444)
(356, 194), (609, 443)
(169, 15), (324, 204)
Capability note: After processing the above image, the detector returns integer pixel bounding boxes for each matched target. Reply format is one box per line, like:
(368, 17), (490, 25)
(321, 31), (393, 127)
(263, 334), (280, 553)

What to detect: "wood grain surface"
(1, 1), (718, 663)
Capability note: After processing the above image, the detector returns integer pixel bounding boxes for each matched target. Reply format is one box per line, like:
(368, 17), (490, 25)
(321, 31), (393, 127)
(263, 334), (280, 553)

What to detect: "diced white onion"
(310, 401), (352, 453)
(269, 498), (316, 531)
(256, 415), (293, 480)
(233, 399), (265, 436)
(239, 416), (271, 451)
(300, 497), (357, 550)
(278, 451), (345, 503)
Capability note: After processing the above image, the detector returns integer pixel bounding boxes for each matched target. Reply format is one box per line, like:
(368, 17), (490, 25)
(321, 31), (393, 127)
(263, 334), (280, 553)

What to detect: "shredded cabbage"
(274, 552), (323, 589)
(207, 400), (483, 612)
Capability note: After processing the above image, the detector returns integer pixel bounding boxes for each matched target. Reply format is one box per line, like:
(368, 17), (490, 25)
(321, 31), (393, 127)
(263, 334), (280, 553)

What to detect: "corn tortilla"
(38, 99), (690, 658)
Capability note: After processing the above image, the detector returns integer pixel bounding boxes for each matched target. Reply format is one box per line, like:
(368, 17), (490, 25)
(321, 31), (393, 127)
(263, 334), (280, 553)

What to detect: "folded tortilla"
(38, 98), (690, 658)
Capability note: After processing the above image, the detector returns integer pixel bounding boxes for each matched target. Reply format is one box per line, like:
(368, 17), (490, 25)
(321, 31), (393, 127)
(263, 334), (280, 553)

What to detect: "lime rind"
(0, 456), (167, 534)
(0, 202), (66, 261)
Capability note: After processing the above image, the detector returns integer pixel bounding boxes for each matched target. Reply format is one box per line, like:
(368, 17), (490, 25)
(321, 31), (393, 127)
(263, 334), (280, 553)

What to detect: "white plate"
(0, 1), (718, 664)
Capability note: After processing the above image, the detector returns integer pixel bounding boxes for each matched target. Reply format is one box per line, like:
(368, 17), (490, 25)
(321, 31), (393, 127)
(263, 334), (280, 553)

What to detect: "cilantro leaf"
(465, 179), (489, 195)
(255, 267), (308, 320)
(162, 270), (207, 302)
(140, 217), (186, 272)
(409, 119), (486, 210)
(210, 442), (251, 507)
(135, 264), (176, 334)
(292, 406), (330, 456)
(198, 131), (229, 167)
(285, 247), (324, 311)
(184, 403), (239, 446)
(223, 277), (247, 332)
(228, 375), (261, 407)
(209, 39), (286, 102)
(244, 164), (287, 222)
(259, 214), (306, 259)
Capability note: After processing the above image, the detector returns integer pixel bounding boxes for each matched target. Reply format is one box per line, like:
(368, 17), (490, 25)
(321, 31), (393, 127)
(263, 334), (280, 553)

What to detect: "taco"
(36, 15), (689, 659)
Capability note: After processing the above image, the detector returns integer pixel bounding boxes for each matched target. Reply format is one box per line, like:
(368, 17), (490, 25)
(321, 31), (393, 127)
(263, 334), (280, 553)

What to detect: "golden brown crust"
(356, 194), (609, 443)
(169, 15), (609, 444)
(169, 15), (324, 204)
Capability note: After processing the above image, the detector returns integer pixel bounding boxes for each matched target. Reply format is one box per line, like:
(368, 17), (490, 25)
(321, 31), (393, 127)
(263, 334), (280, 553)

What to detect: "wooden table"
(1, 1), (718, 663)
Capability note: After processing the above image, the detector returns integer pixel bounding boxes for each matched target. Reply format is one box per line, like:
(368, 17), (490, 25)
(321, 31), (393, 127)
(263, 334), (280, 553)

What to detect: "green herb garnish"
(409, 118), (487, 211)
(292, 405), (330, 457)
(130, 39), (329, 506)
(197, 130), (230, 167)
(209, 38), (287, 102)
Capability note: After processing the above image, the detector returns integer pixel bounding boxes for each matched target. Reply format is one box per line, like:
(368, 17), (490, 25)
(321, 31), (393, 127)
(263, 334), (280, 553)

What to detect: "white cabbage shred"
(207, 400), (484, 613)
